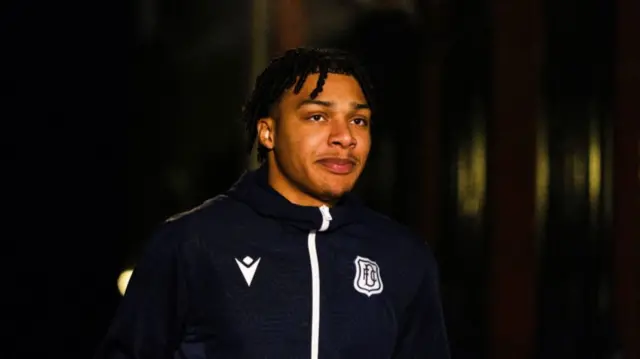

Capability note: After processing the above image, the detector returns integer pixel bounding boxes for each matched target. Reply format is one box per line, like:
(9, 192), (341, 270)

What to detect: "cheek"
(356, 133), (371, 158)
(277, 120), (315, 156)
(292, 131), (326, 158)
(277, 135), (314, 170)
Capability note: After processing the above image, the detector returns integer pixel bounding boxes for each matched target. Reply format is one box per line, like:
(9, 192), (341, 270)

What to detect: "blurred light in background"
(117, 269), (134, 296)
(535, 110), (549, 236)
(457, 100), (486, 220)
(588, 115), (602, 221)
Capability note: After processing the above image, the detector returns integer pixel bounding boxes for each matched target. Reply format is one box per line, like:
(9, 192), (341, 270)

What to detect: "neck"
(266, 161), (334, 208)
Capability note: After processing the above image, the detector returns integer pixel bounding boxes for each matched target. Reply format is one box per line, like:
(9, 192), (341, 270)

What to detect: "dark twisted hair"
(241, 47), (376, 163)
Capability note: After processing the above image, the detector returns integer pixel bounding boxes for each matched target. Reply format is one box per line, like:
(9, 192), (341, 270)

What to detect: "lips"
(317, 157), (356, 174)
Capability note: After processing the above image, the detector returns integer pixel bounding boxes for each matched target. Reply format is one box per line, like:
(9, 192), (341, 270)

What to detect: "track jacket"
(95, 165), (450, 359)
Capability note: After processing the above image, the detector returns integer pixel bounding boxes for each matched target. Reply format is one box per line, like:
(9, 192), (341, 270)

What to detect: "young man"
(95, 47), (450, 359)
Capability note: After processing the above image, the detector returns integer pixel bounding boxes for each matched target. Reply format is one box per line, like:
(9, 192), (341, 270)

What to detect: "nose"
(328, 118), (357, 149)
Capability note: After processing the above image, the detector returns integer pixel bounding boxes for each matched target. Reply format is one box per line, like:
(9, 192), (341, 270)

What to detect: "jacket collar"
(226, 165), (363, 232)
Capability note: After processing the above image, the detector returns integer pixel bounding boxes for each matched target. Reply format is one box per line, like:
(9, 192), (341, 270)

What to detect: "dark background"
(4, 0), (638, 358)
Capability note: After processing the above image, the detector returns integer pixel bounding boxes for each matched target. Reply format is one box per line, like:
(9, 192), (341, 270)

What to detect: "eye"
(308, 114), (325, 122)
(352, 118), (369, 126)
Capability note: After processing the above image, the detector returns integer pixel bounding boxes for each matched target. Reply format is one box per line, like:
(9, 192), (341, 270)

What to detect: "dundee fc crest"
(353, 256), (383, 297)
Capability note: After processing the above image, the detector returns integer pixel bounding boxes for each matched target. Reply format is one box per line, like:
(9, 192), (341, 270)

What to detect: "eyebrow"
(296, 99), (370, 110)
(353, 103), (370, 110)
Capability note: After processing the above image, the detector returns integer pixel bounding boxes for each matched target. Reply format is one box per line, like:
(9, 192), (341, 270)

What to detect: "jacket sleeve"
(392, 253), (450, 359)
(94, 221), (188, 359)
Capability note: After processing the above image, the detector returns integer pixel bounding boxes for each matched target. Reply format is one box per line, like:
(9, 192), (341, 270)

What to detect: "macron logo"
(235, 256), (261, 286)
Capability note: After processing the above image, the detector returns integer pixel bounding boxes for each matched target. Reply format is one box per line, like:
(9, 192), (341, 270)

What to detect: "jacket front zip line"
(307, 205), (332, 359)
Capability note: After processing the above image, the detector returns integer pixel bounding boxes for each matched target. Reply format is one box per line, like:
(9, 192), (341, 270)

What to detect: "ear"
(257, 117), (275, 150)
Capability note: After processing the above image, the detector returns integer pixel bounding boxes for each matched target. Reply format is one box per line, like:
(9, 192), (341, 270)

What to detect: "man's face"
(260, 73), (372, 203)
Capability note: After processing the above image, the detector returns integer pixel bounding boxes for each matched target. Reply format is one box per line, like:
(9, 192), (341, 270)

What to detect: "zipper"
(308, 205), (332, 359)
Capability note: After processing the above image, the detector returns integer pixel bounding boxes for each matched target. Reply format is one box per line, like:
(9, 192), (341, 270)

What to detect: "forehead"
(286, 73), (367, 103)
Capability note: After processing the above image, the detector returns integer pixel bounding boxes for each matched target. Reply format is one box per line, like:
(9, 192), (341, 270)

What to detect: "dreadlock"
(241, 47), (376, 163)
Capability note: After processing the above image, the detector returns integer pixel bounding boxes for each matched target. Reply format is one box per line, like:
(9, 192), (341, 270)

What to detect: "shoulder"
(357, 206), (438, 271)
(357, 206), (422, 247)
(165, 194), (235, 224)
(149, 194), (244, 247)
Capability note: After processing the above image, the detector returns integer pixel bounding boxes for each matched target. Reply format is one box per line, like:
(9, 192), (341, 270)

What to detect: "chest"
(183, 228), (408, 358)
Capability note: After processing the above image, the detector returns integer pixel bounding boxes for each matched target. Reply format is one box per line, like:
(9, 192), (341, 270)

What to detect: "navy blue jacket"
(95, 166), (449, 359)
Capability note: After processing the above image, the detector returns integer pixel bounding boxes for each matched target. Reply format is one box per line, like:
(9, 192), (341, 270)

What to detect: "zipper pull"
(318, 205), (332, 232)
